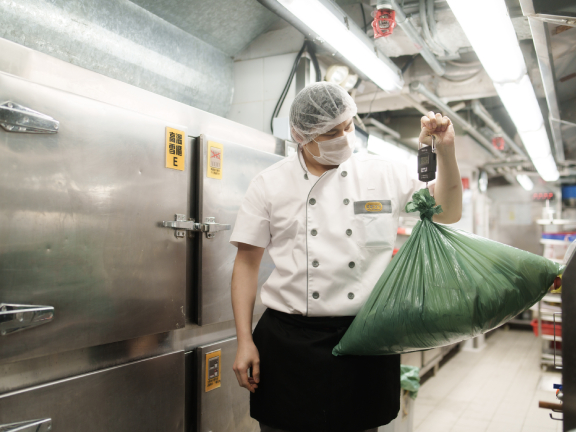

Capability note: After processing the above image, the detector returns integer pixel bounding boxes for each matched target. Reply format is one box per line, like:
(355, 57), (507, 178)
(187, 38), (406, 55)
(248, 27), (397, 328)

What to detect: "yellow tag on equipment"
(166, 127), (185, 171)
(207, 141), (224, 179)
(205, 349), (222, 392)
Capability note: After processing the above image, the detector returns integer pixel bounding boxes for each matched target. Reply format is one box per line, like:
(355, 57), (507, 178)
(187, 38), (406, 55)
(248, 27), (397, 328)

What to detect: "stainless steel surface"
(384, 0), (446, 76)
(162, 214), (231, 239)
(471, 100), (528, 159)
(0, 351), (185, 432)
(197, 135), (281, 325)
(130, 0), (280, 57)
(0, 419), (51, 432)
(0, 313), (262, 394)
(257, 0), (403, 88)
(519, 0), (576, 26)
(410, 81), (504, 159)
(0, 304), (54, 336)
(193, 338), (259, 432)
(0, 102), (59, 134)
(0, 37), (280, 157)
(0, 38), (283, 429)
(0, 0), (233, 117)
(528, 18), (565, 162)
(0, 71), (186, 363)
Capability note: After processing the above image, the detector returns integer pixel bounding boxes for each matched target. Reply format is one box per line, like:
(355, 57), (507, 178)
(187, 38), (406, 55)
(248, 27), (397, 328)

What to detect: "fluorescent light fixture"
(494, 76), (544, 132)
(367, 135), (417, 167)
(445, 0), (526, 83)
(272, 0), (403, 92)
(446, 0), (559, 182)
(516, 174), (534, 191)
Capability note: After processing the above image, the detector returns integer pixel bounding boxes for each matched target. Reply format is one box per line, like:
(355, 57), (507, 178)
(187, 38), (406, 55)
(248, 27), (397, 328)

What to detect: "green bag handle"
(405, 188), (443, 221)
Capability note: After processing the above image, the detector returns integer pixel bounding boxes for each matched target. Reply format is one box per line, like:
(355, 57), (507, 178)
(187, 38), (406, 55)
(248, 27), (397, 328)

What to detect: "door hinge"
(162, 214), (231, 239)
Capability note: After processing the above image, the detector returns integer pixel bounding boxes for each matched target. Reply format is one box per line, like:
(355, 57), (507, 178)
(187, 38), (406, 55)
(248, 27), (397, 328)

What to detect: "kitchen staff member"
(230, 82), (462, 432)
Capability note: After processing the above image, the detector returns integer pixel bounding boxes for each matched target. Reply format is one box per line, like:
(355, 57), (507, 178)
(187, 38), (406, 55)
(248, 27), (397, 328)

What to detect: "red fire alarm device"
(492, 136), (505, 151)
(372, 8), (396, 38)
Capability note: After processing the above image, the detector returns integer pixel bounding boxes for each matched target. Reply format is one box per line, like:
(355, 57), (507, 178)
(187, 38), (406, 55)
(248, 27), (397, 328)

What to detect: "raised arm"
(420, 111), (462, 224)
(232, 242), (265, 393)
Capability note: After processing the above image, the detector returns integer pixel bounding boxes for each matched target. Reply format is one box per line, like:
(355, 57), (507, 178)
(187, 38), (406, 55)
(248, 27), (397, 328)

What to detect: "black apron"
(251, 308), (400, 432)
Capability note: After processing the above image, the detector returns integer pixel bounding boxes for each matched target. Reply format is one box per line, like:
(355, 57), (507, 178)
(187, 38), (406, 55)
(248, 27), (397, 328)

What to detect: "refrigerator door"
(194, 135), (282, 325)
(0, 351), (185, 432)
(0, 72), (187, 363)
(191, 338), (259, 432)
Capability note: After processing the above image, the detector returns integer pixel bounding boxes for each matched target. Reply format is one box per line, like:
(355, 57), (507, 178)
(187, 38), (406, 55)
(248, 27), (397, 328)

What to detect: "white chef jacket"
(230, 149), (421, 317)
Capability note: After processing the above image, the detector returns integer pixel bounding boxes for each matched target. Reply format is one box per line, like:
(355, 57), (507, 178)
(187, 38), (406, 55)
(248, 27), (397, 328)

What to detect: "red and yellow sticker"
(207, 141), (224, 179)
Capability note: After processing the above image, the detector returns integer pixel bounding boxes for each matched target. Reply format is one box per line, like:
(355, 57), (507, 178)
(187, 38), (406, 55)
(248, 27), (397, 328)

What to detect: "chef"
(230, 82), (462, 432)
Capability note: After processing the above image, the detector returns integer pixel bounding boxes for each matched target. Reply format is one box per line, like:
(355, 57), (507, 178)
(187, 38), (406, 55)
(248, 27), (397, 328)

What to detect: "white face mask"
(305, 132), (356, 166)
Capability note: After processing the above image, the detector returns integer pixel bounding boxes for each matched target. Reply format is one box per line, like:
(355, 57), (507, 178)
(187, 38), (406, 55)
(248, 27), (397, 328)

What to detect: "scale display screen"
(420, 155), (429, 165)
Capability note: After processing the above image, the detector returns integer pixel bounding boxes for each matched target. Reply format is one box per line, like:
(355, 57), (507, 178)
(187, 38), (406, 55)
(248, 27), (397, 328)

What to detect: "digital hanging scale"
(418, 135), (437, 187)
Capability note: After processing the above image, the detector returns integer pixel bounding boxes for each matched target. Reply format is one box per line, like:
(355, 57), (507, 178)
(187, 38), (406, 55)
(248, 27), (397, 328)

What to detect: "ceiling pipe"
(365, 118), (401, 139)
(528, 18), (565, 162)
(379, 0), (446, 76)
(401, 95), (430, 116)
(471, 100), (528, 159)
(409, 81), (504, 159)
(483, 160), (533, 170)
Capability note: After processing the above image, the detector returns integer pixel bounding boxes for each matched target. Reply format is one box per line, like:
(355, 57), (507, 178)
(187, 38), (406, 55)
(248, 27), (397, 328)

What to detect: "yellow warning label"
(166, 127), (185, 171)
(365, 202), (383, 212)
(207, 141), (224, 179)
(205, 349), (222, 392)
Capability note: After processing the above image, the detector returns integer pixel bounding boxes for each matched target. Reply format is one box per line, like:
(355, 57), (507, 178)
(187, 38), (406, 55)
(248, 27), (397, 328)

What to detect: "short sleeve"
(398, 163), (424, 218)
(230, 176), (271, 248)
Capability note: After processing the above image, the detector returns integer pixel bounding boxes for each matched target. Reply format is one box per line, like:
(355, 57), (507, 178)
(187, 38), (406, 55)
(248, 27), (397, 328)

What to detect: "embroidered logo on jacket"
(354, 200), (392, 214)
(365, 202), (383, 212)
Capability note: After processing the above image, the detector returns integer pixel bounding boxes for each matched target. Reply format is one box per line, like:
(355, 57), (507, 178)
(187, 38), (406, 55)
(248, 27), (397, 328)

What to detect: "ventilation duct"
(0, 0), (234, 117)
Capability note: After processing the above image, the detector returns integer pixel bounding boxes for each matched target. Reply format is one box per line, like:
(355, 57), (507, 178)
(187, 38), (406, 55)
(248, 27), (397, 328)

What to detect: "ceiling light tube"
(446, 0), (559, 182)
(445, 0), (526, 84)
(516, 174), (534, 191)
(258, 0), (403, 92)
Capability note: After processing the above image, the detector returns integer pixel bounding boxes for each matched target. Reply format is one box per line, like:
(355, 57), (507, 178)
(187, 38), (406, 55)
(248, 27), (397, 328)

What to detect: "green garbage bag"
(333, 189), (563, 356)
(400, 365), (420, 399)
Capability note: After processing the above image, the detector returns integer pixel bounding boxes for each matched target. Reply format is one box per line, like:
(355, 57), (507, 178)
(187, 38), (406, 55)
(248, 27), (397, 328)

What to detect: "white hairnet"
(289, 82), (357, 145)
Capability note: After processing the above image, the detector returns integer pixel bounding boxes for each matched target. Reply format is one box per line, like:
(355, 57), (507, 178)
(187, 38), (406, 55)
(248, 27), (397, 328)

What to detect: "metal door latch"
(0, 418), (52, 432)
(162, 214), (231, 239)
(0, 101), (59, 134)
(0, 303), (54, 336)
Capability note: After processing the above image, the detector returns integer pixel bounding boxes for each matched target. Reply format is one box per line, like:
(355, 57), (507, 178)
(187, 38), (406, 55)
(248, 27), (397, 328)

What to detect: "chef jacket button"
(312, 292), (320, 299)
(348, 292), (355, 300)
(309, 198), (316, 205)
(304, 173), (309, 180)
(346, 229), (352, 236)
(341, 171), (348, 177)
(348, 261), (355, 268)
(343, 198), (350, 205)
(311, 229), (318, 236)
(312, 260), (319, 267)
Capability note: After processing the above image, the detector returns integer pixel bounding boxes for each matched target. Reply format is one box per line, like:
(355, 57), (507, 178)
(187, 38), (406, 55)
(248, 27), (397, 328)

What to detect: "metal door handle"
(162, 214), (231, 239)
(0, 101), (59, 133)
(0, 303), (54, 336)
(0, 418), (52, 432)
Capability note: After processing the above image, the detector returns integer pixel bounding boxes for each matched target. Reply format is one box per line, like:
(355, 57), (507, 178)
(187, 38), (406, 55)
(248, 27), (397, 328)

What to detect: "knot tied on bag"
(405, 188), (443, 221)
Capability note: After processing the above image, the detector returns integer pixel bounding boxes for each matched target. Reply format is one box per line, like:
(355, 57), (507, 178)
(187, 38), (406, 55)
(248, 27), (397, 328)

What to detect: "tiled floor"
(413, 329), (563, 432)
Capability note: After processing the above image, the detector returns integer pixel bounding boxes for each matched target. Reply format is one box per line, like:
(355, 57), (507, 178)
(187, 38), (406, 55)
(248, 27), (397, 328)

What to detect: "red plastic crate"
(531, 319), (562, 338)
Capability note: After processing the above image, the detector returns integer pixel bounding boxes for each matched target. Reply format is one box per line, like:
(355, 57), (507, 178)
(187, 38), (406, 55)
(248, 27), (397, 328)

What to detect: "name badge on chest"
(354, 200), (392, 214)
